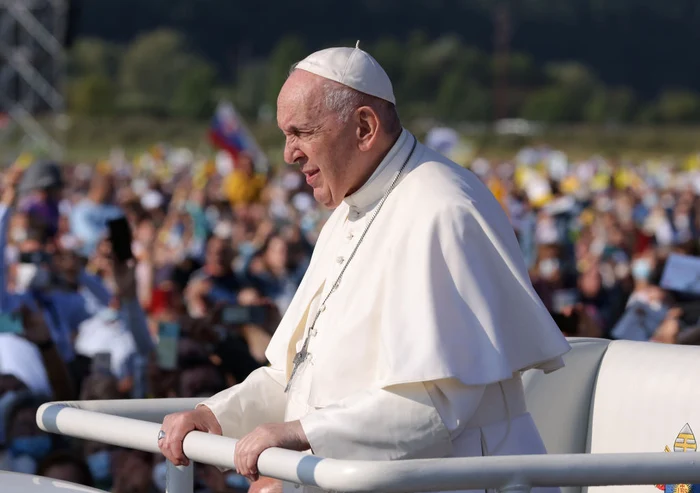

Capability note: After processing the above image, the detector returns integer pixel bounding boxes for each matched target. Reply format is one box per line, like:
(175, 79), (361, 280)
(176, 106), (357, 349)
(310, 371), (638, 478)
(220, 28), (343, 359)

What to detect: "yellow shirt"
(222, 171), (266, 205)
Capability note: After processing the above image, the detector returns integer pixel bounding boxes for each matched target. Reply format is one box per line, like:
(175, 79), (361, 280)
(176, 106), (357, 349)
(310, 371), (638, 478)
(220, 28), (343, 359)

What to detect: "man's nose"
(284, 142), (305, 166)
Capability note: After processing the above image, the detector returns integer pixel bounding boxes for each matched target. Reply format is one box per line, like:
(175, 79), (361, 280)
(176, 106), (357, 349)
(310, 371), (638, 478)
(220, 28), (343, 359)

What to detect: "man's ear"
(355, 106), (380, 152)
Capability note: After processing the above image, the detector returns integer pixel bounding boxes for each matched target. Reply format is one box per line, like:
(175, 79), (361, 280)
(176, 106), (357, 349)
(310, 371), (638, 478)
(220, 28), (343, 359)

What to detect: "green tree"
(436, 73), (491, 122)
(369, 37), (404, 86)
(521, 62), (600, 122)
(520, 87), (579, 122)
(232, 61), (269, 119)
(118, 29), (217, 116)
(507, 53), (541, 87)
(68, 38), (121, 78)
(170, 62), (217, 118)
(656, 90), (700, 123)
(265, 35), (306, 107)
(546, 62), (598, 93)
(68, 74), (116, 115)
(584, 88), (637, 123)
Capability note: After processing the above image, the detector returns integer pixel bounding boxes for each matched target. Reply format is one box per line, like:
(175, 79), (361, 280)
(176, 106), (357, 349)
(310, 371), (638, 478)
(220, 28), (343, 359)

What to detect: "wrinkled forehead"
(277, 70), (329, 129)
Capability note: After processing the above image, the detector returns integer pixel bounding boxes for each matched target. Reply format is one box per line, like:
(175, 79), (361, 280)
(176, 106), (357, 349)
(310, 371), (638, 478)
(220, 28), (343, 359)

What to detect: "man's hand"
(112, 259), (137, 300)
(1, 166), (24, 206)
(158, 407), (223, 466)
(238, 287), (262, 306)
(234, 421), (309, 482)
(19, 304), (52, 346)
(249, 477), (284, 493)
(652, 308), (682, 344)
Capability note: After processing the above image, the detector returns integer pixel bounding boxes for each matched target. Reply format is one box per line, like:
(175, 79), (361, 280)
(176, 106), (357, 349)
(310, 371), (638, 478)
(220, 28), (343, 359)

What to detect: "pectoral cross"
(284, 334), (311, 393)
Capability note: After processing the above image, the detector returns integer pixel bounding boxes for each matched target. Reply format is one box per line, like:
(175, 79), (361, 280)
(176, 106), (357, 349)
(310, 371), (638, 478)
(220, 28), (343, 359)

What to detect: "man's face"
(15, 247), (53, 292)
(113, 450), (153, 493)
(53, 250), (81, 287)
(265, 236), (288, 271)
(179, 365), (223, 398)
(8, 406), (41, 440)
(277, 70), (358, 209)
(43, 463), (86, 484)
(206, 237), (231, 272)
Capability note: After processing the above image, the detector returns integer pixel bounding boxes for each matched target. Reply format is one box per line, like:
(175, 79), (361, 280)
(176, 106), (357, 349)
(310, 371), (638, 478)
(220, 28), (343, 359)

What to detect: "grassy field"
(6, 116), (700, 165)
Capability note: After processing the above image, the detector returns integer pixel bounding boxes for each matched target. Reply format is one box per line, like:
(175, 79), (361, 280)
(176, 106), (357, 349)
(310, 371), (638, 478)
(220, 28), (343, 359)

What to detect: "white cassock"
(200, 129), (571, 493)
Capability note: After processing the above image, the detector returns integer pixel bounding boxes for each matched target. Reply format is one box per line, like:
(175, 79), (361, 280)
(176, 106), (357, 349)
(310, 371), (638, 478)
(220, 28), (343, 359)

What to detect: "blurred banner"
(425, 126), (474, 166)
(208, 101), (269, 174)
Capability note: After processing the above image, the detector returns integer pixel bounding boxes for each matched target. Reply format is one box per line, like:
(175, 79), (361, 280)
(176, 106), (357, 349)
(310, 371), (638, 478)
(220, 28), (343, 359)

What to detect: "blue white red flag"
(208, 101), (268, 173)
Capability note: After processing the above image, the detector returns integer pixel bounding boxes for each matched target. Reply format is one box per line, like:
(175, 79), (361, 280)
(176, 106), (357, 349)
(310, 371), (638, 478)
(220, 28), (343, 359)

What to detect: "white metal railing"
(36, 399), (700, 493)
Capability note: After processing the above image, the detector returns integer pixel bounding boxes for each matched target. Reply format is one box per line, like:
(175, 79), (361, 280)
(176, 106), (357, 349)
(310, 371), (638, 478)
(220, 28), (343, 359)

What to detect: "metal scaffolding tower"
(0, 0), (68, 161)
(492, 1), (512, 121)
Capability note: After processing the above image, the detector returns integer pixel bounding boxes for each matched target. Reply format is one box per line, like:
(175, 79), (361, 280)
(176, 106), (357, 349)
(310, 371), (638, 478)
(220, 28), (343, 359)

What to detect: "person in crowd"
(82, 441), (116, 491)
(244, 234), (306, 315)
(69, 173), (123, 257)
(36, 450), (94, 488)
(112, 449), (157, 493)
(223, 154), (267, 207)
(16, 161), (63, 238)
(0, 393), (53, 475)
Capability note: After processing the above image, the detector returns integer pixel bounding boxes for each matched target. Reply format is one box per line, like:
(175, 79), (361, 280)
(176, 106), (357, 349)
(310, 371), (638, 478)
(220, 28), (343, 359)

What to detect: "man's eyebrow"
(284, 123), (315, 134)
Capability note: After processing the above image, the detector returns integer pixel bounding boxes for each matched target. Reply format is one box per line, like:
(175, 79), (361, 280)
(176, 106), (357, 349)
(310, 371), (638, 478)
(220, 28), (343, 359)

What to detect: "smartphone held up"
(107, 217), (134, 263)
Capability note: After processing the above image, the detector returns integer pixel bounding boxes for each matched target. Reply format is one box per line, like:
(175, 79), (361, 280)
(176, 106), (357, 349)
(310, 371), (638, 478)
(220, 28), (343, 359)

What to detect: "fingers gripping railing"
(37, 399), (700, 493)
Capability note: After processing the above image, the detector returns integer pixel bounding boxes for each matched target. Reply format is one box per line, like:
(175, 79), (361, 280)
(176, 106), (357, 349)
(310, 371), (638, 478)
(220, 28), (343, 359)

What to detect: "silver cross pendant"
(284, 337), (310, 393)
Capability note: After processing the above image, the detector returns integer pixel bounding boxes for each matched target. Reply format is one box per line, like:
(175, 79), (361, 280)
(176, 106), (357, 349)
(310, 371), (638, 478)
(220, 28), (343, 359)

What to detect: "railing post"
(498, 482), (532, 493)
(166, 460), (194, 493)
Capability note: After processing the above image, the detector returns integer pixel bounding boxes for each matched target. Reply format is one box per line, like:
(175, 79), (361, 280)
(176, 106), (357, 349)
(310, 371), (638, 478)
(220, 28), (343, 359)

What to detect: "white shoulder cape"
(265, 140), (570, 407)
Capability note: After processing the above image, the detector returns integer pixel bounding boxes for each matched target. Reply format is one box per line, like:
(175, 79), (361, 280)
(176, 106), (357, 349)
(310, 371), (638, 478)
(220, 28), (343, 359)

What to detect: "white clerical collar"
(344, 128), (412, 213)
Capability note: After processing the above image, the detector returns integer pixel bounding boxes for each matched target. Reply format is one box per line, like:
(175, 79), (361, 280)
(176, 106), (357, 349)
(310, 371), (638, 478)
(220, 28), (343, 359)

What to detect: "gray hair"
(322, 81), (402, 135)
(288, 65), (401, 134)
(323, 83), (367, 123)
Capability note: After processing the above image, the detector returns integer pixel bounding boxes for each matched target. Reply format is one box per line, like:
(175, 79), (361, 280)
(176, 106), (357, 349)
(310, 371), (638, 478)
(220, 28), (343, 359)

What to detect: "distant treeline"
(74, 0), (700, 99)
(67, 22), (700, 125)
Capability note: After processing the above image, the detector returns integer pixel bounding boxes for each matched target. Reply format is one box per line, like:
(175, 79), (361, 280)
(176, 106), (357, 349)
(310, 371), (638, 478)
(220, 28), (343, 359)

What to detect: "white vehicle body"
(0, 470), (104, 493)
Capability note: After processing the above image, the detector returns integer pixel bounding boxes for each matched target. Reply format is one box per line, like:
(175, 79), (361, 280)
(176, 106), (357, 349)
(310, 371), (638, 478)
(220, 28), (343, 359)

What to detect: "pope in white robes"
(158, 43), (571, 493)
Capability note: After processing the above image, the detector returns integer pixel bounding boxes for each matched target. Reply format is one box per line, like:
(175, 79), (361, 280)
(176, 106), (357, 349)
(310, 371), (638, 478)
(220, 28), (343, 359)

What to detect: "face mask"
(615, 262), (630, 279)
(10, 434), (52, 460)
(152, 460), (167, 493)
(538, 258), (560, 278)
(661, 195), (675, 210)
(10, 228), (27, 243)
(600, 264), (616, 288)
(15, 264), (51, 292)
(167, 231), (182, 248)
(86, 450), (112, 482)
(596, 197), (613, 212)
(675, 215), (690, 231)
(632, 259), (652, 281)
(617, 206), (633, 222)
(237, 242), (256, 258)
(643, 194), (658, 208)
(11, 454), (37, 475)
(97, 308), (120, 324)
(590, 238), (606, 256)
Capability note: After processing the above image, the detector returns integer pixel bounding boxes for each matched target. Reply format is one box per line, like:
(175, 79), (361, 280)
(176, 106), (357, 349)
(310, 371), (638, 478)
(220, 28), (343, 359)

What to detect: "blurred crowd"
(0, 148), (322, 492)
(1, 140), (700, 492)
(475, 147), (700, 345)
